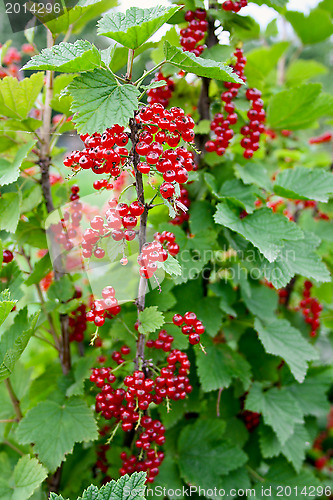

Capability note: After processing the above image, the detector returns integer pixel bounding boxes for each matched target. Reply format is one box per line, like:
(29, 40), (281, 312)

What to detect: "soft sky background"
(118, 0), (321, 40)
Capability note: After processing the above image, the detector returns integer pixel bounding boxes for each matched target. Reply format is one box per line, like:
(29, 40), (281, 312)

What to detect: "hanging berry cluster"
(205, 48), (246, 156)
(147, 71), (175, 108)
(181, 9), (208, 56)
(173, 311), (206, 345)
(69, 302), (87, 343)
(138, 231), (180, 280)
(86, 286), (121, 328)
(299, 281), (322, 338)
(50, 185), (82, 251)
(240, 88), (266, 159)
(64, 126), (129, 191)
(222, 0), (248, 12)
(146, 329), (174, 351)
(111, 345), (131, 365)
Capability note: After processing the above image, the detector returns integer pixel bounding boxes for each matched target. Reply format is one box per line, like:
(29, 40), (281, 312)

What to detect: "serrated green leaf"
(289, 371), (331, 417)
(49, 494), (67, 500)
(157, 254), (181, 276)
(234, 163), (273, 191)
(246, 383), (303, 445)
(0, 140), (36, 187)
(178, 420), (247, 489)
(0, 73), (44, 119)
(0, 455), (47, 500)
(164, 41), (242, 82)
(0, 290), (16, 327)
(241, 283), (278, 321)
(47, 275), (74, 302)
(245, 42), (289, 88)
(259, 424), (309, 473)
(267, 83), (333, 130)
(138, 306), (164, 335)
(214, 203), (303, 263)
(98, 6), (181, 49)
(219, 179), (259, 213)
(23, 40), (101, 72)
(98, 472), (146, 499)
(285, 8), (333, 44)
(274, 167), (333, 202)
(67, 69), (140, 134)
(196, 337), (251, 392)
(0, 192), (21, 233)
(25, 252), (52, 287)
(255, 318), (318, 383)
(0, 308), (39, 382)
(16, 397), (98, 472)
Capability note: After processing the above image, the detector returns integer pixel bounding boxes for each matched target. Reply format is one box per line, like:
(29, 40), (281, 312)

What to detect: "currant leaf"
(138, 306), (165, 335)
(274, 167), (333, 202)
(0, 455), (47, 500)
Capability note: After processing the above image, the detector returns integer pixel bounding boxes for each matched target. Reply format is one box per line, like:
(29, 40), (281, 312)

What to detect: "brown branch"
(4, 379), (22, 421)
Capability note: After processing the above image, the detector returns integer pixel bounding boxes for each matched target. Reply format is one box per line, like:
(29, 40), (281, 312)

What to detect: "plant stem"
(126, 49), (135, 81)
(129, 114), (148, 371)
(134, 60), (166, 88)
(3, 440), (24, 456)
(4, 379), (22, 421)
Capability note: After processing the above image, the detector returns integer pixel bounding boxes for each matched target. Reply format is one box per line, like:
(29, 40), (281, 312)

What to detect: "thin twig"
(4, 379), (22, 421)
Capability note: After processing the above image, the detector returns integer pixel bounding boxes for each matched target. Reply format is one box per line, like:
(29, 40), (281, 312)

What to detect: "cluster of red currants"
(222, 0), (248, 12)
(172, 311), (205, 345)
(111, 345), (131, 365)
(240, 88), (266, 159)
(154, 349), (192, 403)
(181, 9), (208, 57)
(299, 281), (322, 338)
(146, 329), (174, 352)
(147, 71), (175, 108)
(64, 125), (130, 190)
(2, 249), (13, 264)
(241, 410), (260, 432)
(138, 231), (180, 280)
(171, 186), (191, 225)
(86, 286), (121, 327)
(205, 48), (246, 156)
(120, 446), (165, 483)
(51, 185), (82, 251)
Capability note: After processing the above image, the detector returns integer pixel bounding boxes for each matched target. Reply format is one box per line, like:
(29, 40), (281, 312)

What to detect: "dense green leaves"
(0, 307), (39, 382)
(67, 69), (140, 133)
(255, 318), (318, 382)
(246, 384), (304, 445)
(23, 40), (101, 72)
(0, 73), (44, 119)
(164, 41), (243, 82)
(0, 455), (47, 500)
(0, 192), (21, 233)
(98, 6), (181, 48)
(178, 420), (247, 489)
(274, 167), (333, 202)
(0, 290), (16, 327)
(214, 203), (303, 262)
(16, 397), (98, 471)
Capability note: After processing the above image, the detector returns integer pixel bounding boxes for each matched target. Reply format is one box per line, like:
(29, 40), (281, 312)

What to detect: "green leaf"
(23, 40), (101, 72)
(285, 8), (333, 44)
(98, 6), (181, 49)
(241, 283), (278, 322)
(25, 253), (52, 287)
(164, 41), (243, 83)
(0, 140), (37, 186)
(246, 383), (303, 445)
(255, 318), (318, 383)
(98, 472), (146, 499)
(201, 44), (234, 63)
(234, 163), (273, 191)
(138, 306), (164, 335)
(47, 275), (75, 302)
(267, 83), (333, 130)
(214, 203), (303, 263)
(259, 424), (310, 473)
(0, 73), (44, 119)
(178, 420), (247, 489)
(16, 397), (98, 472)
(289, 370), (331, 417)
(286, 59), (328, 87)
(245, 42), (289, 88)
(274, 167), (333, 203)
(196, 337), (251, 392)
(0, 455), (47, 500)
(0, 307), (39, 382)
(247, 234), (331, 289)
(67, 69), (140, 134)
(0, 290), (16, 327)
(0, 192), (21, 233)
(219, 179), (259, 213)
(157, 254), (182, 276)
(50, 494), (67, 500)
